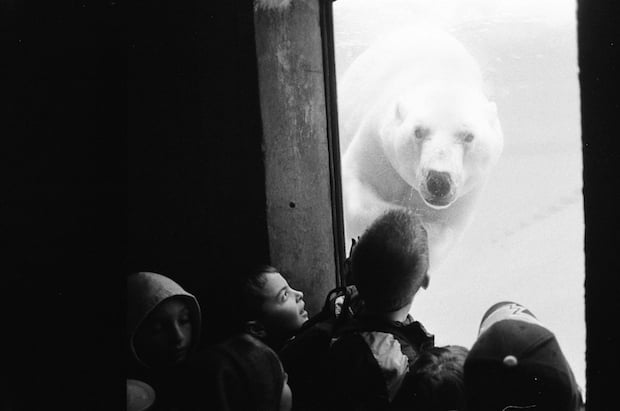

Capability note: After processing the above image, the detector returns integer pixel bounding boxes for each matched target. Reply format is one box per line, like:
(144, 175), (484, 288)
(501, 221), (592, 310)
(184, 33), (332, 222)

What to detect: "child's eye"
(179, 316), (190, 325)
(281, 291), (288, 302)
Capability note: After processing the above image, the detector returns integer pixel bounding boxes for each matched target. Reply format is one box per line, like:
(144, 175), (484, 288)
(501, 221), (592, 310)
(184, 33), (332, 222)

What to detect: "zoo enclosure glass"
(332, 0), (585, 391)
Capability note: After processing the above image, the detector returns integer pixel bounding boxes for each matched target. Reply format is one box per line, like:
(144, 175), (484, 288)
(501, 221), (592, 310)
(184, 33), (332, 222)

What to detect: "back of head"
(398, 345), (468, 411)
(126, 272), (202, 368)
(194, 333), (289, 411)
(464, 302), (583, 411)
(351, 209), (429, 312)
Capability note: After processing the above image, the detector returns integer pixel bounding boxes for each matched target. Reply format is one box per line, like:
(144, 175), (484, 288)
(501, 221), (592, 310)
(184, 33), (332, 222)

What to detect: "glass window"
(333, 0), (584, 391)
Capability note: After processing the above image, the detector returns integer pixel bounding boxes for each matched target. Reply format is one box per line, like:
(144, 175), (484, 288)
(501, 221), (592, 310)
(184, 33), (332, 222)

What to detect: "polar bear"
(339, 26), (503, 273)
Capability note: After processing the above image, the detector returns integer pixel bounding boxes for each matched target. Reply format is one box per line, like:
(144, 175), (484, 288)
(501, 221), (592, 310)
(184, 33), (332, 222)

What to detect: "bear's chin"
(422, 196), (455, 210)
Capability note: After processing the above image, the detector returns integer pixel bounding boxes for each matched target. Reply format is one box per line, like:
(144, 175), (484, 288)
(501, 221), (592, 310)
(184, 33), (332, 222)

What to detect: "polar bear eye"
(414, 126), (429, 139)
(460, 131), (475, 143)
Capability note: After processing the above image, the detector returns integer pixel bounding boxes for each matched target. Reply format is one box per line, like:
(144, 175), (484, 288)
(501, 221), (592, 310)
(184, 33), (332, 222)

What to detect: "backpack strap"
(383, 320), (435, 353)
(296, 286), (349, 333)
(334, 316), (435, 354)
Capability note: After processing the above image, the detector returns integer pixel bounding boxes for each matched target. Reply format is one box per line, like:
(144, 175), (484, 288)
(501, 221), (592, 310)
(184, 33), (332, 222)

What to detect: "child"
(278, 282), (362, 411)
(326, 209), (435, 410)
(464, 301), (584, 411)
(237, 265), (309, 351)
(183, 332), (293, 411)
(126, 271), (202, 410)
(393, 345), (469, 410)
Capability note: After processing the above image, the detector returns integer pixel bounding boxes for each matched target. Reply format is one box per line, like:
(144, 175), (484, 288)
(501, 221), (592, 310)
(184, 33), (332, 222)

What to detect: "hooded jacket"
(127, 272), (202, 367)
(126, 272), (202, 410)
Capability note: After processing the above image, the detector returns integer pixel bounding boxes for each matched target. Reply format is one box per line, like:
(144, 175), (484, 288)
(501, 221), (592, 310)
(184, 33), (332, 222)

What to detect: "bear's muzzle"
(422, 170), (456, 208)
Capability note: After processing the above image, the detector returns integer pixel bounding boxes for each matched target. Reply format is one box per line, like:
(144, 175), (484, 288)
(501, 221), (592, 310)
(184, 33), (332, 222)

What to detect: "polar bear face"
(380, 83), (503, 209)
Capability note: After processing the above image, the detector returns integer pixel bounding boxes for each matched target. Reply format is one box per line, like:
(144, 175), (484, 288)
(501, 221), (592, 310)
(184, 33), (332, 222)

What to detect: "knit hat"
(351, 209), (429, 312)
(126, 272), (202, 367)
(464, 302), (582, 411)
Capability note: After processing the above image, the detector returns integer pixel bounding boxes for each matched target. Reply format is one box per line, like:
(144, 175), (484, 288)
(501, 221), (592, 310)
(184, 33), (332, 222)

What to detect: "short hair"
(401, 345), (469, 411)
(238, 264), (279, 321)
(350, 209), (429, 312)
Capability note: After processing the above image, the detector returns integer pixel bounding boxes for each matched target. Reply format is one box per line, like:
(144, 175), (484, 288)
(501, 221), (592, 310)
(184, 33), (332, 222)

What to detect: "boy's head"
(127, 272), (201, 368)
(464, 301), (583, 411)
(202, 333), (292, 411)
(397, 345), (469, 411)
(350, 209), (430, 313)
(239, 265), (309, 341)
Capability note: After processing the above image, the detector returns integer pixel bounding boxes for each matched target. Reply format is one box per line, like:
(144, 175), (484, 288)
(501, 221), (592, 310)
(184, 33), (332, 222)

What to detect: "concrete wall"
(254, 0), (339, 315)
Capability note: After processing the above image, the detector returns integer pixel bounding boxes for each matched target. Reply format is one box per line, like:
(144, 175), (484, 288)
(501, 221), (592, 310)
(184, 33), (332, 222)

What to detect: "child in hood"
(126, 272), (202, 410)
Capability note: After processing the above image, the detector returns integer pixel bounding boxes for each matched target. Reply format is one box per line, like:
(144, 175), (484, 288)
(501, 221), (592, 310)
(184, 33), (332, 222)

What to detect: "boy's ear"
(244, 320), (267, 339)
(343, 237), (360, 286)
(421, 273), (430, 290)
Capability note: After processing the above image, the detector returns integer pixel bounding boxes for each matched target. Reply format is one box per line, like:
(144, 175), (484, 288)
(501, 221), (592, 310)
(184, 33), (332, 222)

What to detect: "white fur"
(339, 26), (503, 273)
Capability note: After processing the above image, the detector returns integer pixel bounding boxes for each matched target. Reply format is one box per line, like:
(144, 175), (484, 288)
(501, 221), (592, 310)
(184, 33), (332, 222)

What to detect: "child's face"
(133, 297), (193, 368)
(259, 272), (309, 335)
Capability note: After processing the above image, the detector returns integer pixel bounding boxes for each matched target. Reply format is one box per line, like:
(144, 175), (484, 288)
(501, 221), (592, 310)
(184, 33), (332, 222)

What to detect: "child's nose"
(171, 324), (186, 344)
(295, 289), (304, 301)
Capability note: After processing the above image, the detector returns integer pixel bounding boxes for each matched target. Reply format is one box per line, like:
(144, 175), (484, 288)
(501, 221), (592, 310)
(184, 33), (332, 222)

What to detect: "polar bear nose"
(426, 170), (452, 198)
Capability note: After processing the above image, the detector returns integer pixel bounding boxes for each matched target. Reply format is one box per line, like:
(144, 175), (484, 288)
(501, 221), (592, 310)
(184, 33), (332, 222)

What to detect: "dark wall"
(4, 1), (268, 409)
(578, 1), (620, 409)
(128, 1), (270, 342)
(3, 2), (127, 410)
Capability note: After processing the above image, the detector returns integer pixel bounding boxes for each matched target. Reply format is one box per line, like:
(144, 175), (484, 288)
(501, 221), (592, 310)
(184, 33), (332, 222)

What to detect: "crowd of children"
(126, 209), (585, 411)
